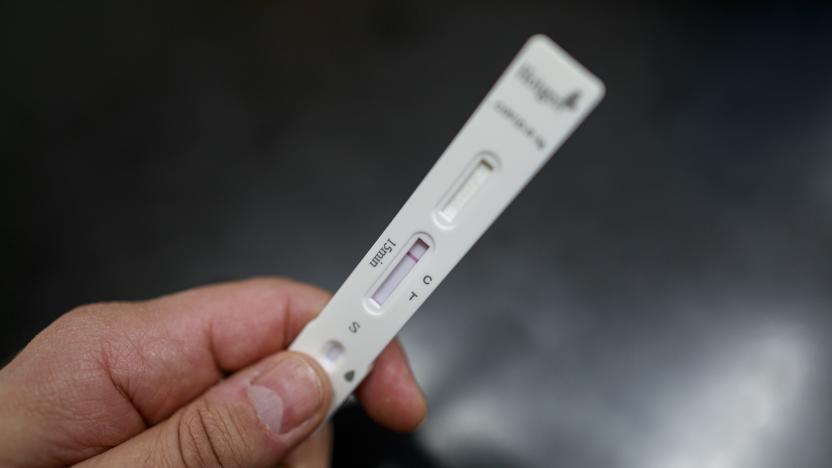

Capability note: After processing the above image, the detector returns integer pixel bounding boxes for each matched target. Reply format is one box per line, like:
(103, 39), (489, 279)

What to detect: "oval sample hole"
(321, 340), (345, 369)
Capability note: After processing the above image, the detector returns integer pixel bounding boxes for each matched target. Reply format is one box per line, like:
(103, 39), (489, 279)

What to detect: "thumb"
(76, 352), (332, 467)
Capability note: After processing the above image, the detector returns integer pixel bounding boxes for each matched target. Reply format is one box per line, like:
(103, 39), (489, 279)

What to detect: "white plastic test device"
(290, 35), (605, 416)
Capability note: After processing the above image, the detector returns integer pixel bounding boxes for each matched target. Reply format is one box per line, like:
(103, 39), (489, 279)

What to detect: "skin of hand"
(0, 278), (427, 467)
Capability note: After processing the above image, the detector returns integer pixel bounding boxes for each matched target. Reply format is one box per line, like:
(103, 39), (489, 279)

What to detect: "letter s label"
(348, 321), (361, 334)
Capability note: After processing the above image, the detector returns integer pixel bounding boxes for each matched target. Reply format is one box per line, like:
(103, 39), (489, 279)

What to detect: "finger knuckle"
(52, 302), (121, 338)
(175, 400), (252, 468)
(55, 303), (105, 329)
(26, 303), (114, 358)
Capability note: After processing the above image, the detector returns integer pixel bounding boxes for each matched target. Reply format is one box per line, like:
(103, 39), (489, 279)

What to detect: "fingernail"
(247, 355), (324, 435)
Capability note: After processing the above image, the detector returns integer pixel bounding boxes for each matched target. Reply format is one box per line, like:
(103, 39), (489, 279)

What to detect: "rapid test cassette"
(290, 34), (605, 416)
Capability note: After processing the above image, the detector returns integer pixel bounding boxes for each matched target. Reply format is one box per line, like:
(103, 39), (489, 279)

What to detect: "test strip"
(289, 35), (605, 417)
(371, 239), (429, 306)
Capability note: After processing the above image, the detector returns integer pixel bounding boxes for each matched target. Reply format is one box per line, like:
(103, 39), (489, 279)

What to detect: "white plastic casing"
(289, 35), (605, 416)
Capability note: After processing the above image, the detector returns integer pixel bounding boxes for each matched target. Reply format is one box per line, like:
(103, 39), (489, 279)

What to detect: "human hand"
(0, 278), (427, 467)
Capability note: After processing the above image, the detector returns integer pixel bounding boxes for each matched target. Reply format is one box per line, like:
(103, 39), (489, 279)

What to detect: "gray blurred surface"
(3, 1), (832, 467)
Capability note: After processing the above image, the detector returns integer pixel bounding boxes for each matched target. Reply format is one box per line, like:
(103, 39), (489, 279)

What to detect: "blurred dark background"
(3, 1), (832, 467)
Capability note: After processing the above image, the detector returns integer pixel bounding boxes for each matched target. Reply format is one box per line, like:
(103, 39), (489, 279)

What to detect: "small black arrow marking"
(344, 370), (355, 382)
